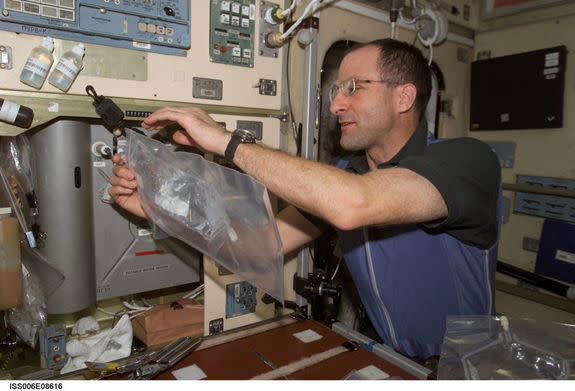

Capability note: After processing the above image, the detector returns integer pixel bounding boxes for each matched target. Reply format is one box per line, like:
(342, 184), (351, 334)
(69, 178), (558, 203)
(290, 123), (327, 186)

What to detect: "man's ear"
(394, 83), (417, 114)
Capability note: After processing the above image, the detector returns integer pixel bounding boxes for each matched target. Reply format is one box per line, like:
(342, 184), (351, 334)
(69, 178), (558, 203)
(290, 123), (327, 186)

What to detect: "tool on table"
(85, 336), (202, 379)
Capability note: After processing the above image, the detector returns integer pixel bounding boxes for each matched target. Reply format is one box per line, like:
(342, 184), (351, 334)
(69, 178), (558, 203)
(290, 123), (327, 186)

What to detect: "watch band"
(224, 133), (243, 163)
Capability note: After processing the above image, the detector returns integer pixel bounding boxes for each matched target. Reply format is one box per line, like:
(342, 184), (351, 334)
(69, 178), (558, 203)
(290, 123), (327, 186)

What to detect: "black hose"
(497, 261), (569, 298)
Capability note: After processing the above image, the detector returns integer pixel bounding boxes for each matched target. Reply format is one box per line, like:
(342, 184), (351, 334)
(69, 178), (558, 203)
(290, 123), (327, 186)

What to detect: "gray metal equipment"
(29, 120), (201, 314)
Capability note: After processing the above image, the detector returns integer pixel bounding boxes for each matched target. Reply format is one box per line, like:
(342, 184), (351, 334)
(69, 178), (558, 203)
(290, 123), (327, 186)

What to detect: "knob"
(164, 7), (175, 16)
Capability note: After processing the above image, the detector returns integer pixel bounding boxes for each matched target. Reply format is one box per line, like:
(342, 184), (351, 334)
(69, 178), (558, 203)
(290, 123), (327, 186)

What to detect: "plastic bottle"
(0, 207), (22, 310)
(0, 98), (34, 128)
(19, 37), (54, 89)
(48, 43), (85, 92)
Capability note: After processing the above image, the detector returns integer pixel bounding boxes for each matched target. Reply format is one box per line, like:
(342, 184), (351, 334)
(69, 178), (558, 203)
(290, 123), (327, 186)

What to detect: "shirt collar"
(344, 120), (429, 174)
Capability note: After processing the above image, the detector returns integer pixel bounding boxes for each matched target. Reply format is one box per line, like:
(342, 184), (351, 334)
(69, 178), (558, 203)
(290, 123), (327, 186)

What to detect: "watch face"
(235, 129), (256, 143)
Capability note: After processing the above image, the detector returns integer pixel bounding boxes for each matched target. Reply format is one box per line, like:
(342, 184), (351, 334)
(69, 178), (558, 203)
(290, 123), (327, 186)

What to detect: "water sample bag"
(125, 130), (284, 303)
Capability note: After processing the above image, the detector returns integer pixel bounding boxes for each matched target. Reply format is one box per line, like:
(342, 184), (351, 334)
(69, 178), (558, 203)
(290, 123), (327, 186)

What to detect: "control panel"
(226, 281), (257, 318)
(210, 0), (255, 67)
(0, 0), (190, 56)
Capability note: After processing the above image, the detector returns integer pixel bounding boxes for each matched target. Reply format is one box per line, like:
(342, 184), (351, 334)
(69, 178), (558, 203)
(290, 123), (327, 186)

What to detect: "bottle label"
(23, 56), (50, 77)
(0, 100), (19, 124)
(54, 57), (79, 79)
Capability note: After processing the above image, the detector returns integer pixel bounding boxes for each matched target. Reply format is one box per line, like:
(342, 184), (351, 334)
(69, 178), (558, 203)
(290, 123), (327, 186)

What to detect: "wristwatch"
(225, 128), (256, 163)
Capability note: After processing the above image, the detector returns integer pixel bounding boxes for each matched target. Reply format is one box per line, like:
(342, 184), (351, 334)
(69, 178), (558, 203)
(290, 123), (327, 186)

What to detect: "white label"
(1, 52), (8, 63)
(124, 264), (170, 276)
(356, 365), (390, 380)
(232, 46), (241, 57)
(93, 161), (106, 167)
(545, 58), (559, 67)
(138, 229), (152, 236)
(133, 41), (151, 50)
(545, 52), (559, 60)
(293, 329), (322, 343)
(249, 4), (256, 20)
(23, 57), (52, 78)
(0, 100), (20, 123)
(172, 364), (207, 380)
(54, 57), (79, 79)
(48, 102), (59, 112)
(500, 113), (509, 123)
(543, 67), (559, 75)
(555, 249), (575, 265)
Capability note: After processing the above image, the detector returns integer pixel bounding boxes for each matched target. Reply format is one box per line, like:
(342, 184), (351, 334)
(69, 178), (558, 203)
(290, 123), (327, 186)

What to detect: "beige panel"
(496, 290), (575, 324)
(0, 1), (283, 113)
(203, 257), (275, 334)
(54, 41), (148, 81)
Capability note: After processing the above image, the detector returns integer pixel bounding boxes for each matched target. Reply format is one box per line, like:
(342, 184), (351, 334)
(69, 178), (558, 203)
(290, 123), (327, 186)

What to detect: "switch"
(220, 13), (230, 24)
(163, 6), (175, 16)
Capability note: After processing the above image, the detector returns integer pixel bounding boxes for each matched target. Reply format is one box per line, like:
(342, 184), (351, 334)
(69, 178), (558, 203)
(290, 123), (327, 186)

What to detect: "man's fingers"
(108, 174), (137, 189)
(112, 165), (136, 181)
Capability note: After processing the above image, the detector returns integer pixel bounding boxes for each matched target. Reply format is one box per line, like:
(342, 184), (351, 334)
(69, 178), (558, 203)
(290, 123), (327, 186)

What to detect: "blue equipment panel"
(514, 174), (575, 224)
(0, 0), (190, 56)
(535, 219), (575, 285)
(225, 281), (257, 318)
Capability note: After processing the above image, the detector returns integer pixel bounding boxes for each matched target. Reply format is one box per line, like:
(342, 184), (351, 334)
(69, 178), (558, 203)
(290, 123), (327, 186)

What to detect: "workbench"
(148, 316), (419, 380)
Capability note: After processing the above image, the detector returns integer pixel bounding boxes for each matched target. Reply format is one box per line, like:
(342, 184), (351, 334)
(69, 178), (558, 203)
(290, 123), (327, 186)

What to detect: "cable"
(281, 0), (299, 16)
(330, 258), (341, 281)
(280, 0), (320, 40)
(428, 42), (433, 66)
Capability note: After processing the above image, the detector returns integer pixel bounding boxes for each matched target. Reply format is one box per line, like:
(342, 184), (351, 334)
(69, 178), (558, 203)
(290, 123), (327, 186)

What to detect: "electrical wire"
(182, 283), (205, 299)
(428, 42), (433, 66)
(280, 0), (321, 40)
(330, 258), (341, 281)
(281, 0), (299, 16)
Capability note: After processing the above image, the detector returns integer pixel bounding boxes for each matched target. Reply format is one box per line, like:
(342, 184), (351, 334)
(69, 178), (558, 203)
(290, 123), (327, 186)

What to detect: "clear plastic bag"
(437, 315), (575, 379)
(0, 135), (39, 220)
(125, 130), (284, 302)
(7, 261), (47, 348)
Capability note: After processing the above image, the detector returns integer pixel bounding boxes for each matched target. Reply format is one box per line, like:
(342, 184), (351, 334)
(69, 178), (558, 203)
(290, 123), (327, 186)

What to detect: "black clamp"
(293, 272), (342, 302)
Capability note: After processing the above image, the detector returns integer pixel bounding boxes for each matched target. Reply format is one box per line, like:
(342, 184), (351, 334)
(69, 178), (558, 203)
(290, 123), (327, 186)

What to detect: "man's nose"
(329, 92), (347, 116)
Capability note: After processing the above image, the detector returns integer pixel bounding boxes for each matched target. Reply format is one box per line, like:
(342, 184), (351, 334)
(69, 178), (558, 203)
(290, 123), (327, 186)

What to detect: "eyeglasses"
(328, 78), (400, 102)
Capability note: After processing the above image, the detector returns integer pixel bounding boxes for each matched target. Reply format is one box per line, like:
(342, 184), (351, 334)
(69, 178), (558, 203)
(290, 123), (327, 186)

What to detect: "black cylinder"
(0, 99), (34, 128)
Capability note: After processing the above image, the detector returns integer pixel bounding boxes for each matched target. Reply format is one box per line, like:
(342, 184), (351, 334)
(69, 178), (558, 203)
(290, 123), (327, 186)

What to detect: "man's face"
(329, 45), (397, 152)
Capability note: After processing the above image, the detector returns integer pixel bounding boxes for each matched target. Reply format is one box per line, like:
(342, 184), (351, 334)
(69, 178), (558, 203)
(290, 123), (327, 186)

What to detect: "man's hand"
(142, 106), (231, 156)
(108, 154), (148, 219)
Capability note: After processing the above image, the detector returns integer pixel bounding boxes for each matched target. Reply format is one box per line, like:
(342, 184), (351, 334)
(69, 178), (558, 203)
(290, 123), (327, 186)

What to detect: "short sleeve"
(397, 137), (501, 249)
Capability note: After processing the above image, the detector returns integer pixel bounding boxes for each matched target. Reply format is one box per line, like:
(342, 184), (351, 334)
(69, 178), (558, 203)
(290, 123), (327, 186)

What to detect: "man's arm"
(234, 143), (447, 230)
(141, 107), (448, 231)
(275, 205), (323, 255)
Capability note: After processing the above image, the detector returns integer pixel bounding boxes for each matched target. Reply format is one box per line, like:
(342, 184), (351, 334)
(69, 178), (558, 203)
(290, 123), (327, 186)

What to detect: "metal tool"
(129, 336), (202, 380)
(252, 350), (277, 370)
(85, 336), (202, 379)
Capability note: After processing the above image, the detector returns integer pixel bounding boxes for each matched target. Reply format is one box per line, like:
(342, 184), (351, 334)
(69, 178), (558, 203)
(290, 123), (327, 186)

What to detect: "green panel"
(210, 0), (255, 68)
